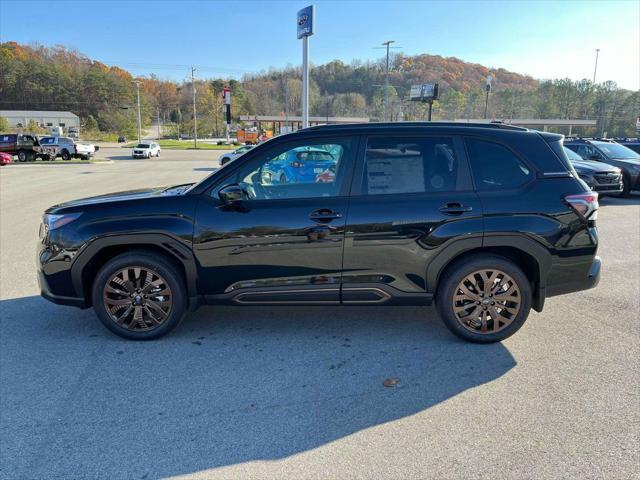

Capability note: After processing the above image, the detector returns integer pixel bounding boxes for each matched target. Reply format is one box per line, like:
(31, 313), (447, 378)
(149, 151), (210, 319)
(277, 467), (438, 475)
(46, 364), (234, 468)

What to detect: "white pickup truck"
(38, 136), (99, 160)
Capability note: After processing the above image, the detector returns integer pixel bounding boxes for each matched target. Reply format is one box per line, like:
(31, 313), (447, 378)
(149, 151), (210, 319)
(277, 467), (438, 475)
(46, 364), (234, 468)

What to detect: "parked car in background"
(0, 133), (40, 161)
(38, 136), (98, 160)
(563, 146), (623, 196)
(0, 152), (13, 166)
(38, 122), (601, 343)
(564, 138), (640, 196)
(614, 138), (640, 154)
(263, 146), (337, 184)
(219, 145), (254, 166)
(132, 141), (161, 159)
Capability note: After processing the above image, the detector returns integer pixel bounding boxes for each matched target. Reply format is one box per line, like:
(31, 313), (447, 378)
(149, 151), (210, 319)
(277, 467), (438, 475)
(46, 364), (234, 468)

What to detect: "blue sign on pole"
(297, 5), (315, 39)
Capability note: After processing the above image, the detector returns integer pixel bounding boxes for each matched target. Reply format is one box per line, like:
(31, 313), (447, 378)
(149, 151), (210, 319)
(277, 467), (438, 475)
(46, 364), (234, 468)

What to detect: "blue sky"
(1, 0), (638, 89)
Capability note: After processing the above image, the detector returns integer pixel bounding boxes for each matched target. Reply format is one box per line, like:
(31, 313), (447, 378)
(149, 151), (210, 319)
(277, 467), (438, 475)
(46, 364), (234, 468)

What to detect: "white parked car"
(132, 141), (161, 159)
(38, 136), (98, 160)
(219, 145), (254, 166)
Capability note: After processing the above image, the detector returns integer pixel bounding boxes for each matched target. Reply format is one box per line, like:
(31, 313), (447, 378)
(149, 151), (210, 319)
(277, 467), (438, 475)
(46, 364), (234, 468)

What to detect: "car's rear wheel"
(436, 254), (531, 343)
(92, 252), (187, 340)
(17, 150), (27, 162)
(61, 150), (71, 161)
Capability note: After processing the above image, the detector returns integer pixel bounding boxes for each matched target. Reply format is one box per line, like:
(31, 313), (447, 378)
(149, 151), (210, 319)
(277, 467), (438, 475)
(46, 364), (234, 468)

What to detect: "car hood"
(608, 158), (640, 167)
(49, 184), (194, 210)
(571, 159), (620, 174)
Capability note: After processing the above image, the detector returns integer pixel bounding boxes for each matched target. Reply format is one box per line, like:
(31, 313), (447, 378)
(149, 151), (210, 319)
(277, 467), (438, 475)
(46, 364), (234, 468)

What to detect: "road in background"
(1, 155), (639, 479)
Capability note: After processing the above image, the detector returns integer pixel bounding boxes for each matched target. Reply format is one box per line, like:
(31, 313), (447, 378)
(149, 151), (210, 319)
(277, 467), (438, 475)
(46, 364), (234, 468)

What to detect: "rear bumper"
(546, 256), (601, 298)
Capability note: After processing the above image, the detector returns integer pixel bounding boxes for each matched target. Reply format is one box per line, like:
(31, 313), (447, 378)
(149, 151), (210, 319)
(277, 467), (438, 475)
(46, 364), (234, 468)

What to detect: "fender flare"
(70, 233), (199, 308)
(426, 233), (552, 311)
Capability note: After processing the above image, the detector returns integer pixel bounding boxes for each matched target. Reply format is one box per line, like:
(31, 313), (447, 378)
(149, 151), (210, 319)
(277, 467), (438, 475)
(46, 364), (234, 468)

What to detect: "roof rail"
(304, 121), (528, 132)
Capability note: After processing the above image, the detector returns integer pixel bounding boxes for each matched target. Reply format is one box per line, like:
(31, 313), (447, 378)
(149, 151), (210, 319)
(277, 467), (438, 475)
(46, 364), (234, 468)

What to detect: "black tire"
(436, 254), (532, 343)
(91, 251), (187, 340)
(17, 150), (27, 162)
(61, 150), (71, 161)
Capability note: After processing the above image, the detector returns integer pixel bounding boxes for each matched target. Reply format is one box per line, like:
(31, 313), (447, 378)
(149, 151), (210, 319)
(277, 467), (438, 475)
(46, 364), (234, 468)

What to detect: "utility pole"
(134, 80), (142, 143)
(593, 48), (600, 84)
(191, 67), (198, 149)
(484, 75), (493, 119)
(157, 106), (161, 140)
(284, 79), (289, 131)
(382, 40), (395, 122)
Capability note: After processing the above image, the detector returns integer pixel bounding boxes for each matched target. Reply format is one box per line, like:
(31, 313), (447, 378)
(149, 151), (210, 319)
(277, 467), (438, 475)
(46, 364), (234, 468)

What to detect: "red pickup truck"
(0, 133), (40, 161)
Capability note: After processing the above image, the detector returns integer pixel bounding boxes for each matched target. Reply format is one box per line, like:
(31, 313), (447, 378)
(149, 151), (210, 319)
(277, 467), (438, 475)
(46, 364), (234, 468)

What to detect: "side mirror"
(219, 184), (248, 204)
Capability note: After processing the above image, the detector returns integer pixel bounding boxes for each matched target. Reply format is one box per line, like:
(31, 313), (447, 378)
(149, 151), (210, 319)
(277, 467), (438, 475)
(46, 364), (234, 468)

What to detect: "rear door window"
(360, 136), (465, 195)
(465, 139), (533, 191)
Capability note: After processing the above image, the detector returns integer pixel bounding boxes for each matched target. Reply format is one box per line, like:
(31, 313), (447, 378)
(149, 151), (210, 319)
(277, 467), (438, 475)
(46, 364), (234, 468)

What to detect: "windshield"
(136, 144), (150, 148)
(563, 146), (583, 161)
(593, 141), (640, 160)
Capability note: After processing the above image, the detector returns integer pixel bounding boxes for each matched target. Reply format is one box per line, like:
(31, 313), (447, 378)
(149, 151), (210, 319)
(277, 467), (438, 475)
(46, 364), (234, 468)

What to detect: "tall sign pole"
(593, 48), (600, 84)
(297, 5), (315, 129)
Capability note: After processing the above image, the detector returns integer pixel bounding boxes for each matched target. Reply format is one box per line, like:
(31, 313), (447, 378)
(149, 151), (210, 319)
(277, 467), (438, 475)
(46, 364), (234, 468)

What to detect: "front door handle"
(309, 209), (343, 222)
(439, 203), (473, 215)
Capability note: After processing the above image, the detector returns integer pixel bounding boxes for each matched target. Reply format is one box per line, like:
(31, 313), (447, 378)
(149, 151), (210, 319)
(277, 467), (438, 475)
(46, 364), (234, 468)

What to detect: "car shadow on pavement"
(599, 194), (640, 206)
(0, 296), (516, 479)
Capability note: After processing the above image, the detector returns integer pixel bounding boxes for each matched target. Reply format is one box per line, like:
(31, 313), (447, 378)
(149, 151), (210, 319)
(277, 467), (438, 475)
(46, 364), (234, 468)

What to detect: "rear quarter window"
(466, 138), (533, 191)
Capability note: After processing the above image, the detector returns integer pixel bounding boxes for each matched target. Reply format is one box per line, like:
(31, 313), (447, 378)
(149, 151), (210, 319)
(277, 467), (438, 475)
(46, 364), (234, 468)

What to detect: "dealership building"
(0, 110), (80, 130)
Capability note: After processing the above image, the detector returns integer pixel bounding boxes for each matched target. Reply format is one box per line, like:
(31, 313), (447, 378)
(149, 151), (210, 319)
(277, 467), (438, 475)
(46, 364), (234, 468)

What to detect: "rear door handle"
(309, 209), (343, 221)
(439, 203), (473, 215)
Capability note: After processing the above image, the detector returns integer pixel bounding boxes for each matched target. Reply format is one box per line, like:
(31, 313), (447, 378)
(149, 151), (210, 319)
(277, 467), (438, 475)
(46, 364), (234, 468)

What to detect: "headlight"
(43, 213), (82, 230)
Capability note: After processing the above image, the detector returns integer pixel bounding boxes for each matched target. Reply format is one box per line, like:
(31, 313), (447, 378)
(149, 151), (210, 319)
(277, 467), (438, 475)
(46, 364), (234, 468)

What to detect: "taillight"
(290, 161), (305, 168)
(565, 192), (599, 220)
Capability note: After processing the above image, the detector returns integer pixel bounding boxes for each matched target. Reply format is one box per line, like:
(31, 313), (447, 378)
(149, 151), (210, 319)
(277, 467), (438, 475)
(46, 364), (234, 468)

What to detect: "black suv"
(564, 138), (640, 195)
(38, 123), (601, 343)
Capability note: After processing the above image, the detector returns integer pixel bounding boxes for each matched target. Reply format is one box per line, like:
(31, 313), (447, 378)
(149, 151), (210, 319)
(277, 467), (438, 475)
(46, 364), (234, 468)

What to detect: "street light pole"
(191, 67), (198, 149)
(382, 40), (395, 122)
(134, 80), (142, 143)
(593, 48), (600, 84)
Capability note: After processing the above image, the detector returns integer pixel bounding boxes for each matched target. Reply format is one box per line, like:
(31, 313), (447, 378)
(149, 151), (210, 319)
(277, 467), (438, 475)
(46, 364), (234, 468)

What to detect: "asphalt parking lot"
(1, 152), (639, 480)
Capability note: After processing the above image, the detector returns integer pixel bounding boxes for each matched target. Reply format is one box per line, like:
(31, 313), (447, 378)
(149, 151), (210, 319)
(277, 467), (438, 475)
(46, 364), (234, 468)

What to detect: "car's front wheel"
(92, 252), (187, 340)
(436, 254), (532, 343)
(61, 150), (71, 160)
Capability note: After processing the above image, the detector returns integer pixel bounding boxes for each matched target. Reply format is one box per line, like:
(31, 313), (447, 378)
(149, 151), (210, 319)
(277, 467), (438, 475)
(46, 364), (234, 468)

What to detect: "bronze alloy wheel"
(102, 266), (172, 331)
(452, 269), (521, 334)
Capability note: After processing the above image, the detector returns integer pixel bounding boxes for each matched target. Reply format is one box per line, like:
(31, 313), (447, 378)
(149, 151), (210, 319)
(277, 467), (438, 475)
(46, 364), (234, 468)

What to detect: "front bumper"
(38, 270), (86, 307)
